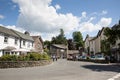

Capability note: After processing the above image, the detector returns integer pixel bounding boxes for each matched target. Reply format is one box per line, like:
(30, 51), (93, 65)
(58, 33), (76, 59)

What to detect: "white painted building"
(0, 26), (34, 57)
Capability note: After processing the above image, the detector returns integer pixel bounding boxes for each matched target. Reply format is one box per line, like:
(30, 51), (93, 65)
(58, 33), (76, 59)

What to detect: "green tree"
(67, 39), (76, 50)
(44, 40), (51, 49)
(104, 27), (120, 45)
(101, 39), (110, 55)
(51, 29), (67, 45)
(72, 31), (83, 50)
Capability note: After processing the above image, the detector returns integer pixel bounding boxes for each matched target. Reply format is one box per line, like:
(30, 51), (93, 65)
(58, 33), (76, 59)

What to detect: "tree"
(101, 39), (110, 55)
(67, 39), (76, 50)
(51, 29), (67, 45)
(104, 26), (120, 45)
(44, 40), (51, 49)
(72, 31), (83, 50)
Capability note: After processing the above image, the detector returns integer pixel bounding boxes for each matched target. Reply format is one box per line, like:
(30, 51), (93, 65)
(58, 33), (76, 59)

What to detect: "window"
(23, 40), (26, 46)
(15, 38), (18, 45)
(27, 42), (30, 47)
(32, 42), (33, 47)
(5, 52), (10, 55)
(11, 52), (14, 55)
(4, 36), (8, 43)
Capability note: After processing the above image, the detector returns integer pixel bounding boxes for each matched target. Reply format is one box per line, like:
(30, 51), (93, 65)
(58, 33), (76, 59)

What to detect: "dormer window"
(4, 36), (8, 43)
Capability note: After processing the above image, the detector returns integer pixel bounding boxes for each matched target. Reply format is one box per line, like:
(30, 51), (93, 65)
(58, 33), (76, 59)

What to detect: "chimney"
(24, 31), (30, 36)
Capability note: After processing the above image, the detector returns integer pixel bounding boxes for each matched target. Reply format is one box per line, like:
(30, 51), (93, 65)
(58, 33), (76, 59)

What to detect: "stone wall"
(0, 60), (52, 68)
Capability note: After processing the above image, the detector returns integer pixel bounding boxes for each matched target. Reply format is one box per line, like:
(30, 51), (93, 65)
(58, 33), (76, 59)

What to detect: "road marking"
(108, 73), (120, 80)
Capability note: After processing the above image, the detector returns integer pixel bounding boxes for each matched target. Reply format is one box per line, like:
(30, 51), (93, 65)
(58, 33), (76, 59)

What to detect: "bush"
(0, 53), (50, 61)
(29, 53), (41, 61)
(0, 55), (18, 61)
(42, 53), (50, 60)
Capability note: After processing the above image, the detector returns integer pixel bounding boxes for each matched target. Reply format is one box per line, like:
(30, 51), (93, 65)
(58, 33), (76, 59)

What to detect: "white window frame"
(15, 38), (18, 45)
(4, 36), (8, 43)
(23, 40), (26, 46)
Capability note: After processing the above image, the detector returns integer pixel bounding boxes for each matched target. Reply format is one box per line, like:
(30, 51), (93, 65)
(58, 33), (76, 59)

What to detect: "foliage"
(104, 27), (120, 45)
(67, 39), (76, 50)
(0, 53), (50, 61)
(101, 39), (110, 55)
(44, 48), (49, 54)
(72, 31), (84, 50)
(44, 40), (51, 49)
(42, 53), (50, 60)
(51, 29), (67, 45)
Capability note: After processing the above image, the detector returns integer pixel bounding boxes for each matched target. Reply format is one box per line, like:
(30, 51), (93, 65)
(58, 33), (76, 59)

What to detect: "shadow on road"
(81, 64), (120, 73)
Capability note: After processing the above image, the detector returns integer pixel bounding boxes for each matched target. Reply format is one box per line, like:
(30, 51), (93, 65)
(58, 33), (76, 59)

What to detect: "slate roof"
(31, 36), (43, 43)
(0, 26), (34, 41)
(11, 29), (34, 41)
(0, 26), (19, 37)
(52, 44), (67, 49)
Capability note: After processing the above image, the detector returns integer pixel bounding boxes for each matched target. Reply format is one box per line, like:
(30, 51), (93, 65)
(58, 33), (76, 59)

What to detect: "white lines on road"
(108, 73), (120, 80)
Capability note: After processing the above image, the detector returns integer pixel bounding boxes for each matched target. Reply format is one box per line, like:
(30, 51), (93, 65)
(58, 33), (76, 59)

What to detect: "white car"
(95, 55), (105, 60)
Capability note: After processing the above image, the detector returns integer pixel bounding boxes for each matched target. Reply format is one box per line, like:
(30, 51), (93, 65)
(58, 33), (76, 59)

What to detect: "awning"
(1, 46), (16, 51)
(12, 48), (30, 52)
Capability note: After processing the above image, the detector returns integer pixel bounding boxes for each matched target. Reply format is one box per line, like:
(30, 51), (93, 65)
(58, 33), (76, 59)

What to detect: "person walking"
(52, 55), (55, 62)
(55, 55), (58, 61)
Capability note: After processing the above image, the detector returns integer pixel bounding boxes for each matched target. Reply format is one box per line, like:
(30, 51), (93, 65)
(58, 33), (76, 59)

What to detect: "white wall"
(21, 40), (33, 50)
(0, 34), (20, 50)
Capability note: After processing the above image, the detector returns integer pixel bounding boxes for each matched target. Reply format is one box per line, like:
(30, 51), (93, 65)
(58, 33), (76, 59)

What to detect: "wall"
(0, 34), (20, 50)
(33, 37), (43, 53)
(0, 60), (52, 68)
(21, 40), (33, 50)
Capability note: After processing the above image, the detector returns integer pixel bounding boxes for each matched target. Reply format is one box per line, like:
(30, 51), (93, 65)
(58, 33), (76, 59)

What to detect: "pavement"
(0, 59), (120, 80)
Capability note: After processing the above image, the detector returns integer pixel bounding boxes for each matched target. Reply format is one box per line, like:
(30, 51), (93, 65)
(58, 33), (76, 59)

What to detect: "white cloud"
(12, 0), (79, 36)
(78, 17), (112, 33)
(6, 25), (25, 32)
(11, 0), (112, 40)
(55, 4), (61, 10)
(101, 10), (108, 15)
(79, 22), (101, 33)
(81, 12), (87, 18)
(0, 15), (4, 19)
(99, 17), (112, 27)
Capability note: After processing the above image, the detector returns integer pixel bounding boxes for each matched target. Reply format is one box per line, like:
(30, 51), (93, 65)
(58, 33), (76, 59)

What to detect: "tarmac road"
(0, 59), (120, 80)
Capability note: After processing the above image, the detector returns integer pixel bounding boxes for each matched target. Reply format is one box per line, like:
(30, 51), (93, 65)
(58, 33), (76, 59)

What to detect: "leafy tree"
(72, 31), (83, 50)
(104, 26), (120, 45)
(67, 39), (76, 50)
(101, 39), (110, 55)
(44, 40), (51, 49)
(51, 29), (67, 45)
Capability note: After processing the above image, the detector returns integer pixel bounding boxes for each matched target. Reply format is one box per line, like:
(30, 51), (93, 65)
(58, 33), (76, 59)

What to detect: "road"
(0, 59), (120, 80)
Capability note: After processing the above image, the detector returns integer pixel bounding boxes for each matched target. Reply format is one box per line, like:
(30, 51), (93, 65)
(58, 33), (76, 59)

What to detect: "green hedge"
(0, 53), (50, 61)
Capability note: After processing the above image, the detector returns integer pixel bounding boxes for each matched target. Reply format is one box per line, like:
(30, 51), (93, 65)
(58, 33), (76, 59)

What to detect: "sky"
(0, 0), (120, 41)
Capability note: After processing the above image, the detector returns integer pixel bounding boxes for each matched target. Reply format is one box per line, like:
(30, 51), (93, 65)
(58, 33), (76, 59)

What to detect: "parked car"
(95, 55), (105, 60)
(90, 56), (96, 60)
(78, 56), (86, 60)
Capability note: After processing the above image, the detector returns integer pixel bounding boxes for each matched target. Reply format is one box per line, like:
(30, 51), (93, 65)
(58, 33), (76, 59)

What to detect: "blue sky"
(0, 0), (120, 41)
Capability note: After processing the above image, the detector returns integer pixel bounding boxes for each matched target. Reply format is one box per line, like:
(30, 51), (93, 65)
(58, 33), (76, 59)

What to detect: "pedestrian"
(56, 55), (58, 61)
(52, 55), (55, 62)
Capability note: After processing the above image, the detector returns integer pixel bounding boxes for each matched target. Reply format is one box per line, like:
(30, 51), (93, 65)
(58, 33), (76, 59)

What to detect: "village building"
(84, 27), (107, 56)
(0, 26), (35, 57)
(31, 36), (44, 53)
(50, 44), (68, 59)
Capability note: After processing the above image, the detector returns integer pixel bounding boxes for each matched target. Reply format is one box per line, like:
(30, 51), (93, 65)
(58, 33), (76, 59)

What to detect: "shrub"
(42, 53), (50, 60)
(0, 52), (50, 61)
(0, 55), (18, 61)
(29, 53), (40, 61)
